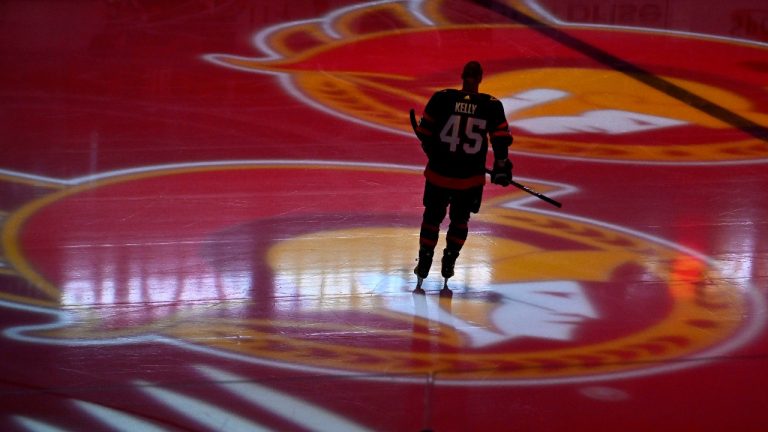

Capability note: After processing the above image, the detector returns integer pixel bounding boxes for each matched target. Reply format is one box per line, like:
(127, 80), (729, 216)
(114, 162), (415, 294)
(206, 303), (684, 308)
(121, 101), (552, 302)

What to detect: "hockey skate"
(440, 248), (459, 294)
(413, 247), (434, 294)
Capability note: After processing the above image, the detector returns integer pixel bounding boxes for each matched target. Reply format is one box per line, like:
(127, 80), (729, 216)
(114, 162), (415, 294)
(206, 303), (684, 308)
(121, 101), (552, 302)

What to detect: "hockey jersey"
(417, 89), (512, 190)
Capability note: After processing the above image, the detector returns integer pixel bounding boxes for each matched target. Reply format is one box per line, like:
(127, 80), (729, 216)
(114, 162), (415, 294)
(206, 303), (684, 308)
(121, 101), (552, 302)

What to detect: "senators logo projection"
(205, 0), (768, 164)
(1, 162), (762, 383)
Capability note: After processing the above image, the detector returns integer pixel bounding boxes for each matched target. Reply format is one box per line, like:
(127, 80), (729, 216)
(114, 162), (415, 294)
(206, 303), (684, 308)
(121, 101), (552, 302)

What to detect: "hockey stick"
(484, 168), (562, 208)
(409, 108), (421, 141)
(409, 108), (563, 208)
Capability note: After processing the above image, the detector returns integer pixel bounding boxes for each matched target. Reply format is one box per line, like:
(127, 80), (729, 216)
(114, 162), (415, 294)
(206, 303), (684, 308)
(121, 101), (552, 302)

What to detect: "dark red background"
(1, 1), (767, 431)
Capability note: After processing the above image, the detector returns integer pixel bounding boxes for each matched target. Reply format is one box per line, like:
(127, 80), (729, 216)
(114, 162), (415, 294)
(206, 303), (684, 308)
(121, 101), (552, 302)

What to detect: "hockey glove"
(491, 159), (513, 187)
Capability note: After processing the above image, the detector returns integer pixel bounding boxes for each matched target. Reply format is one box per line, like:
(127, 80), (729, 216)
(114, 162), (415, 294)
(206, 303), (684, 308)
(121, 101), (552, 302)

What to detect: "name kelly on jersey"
(455, 102), (477, 114)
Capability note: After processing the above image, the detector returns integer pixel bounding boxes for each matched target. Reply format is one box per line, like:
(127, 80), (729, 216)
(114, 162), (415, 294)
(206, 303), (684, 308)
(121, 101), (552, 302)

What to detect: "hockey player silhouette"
(413, 61), (514, 294)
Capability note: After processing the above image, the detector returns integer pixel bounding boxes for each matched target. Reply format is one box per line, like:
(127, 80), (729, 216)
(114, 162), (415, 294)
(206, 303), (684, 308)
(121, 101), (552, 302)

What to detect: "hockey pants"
(419, 181), (483, 253)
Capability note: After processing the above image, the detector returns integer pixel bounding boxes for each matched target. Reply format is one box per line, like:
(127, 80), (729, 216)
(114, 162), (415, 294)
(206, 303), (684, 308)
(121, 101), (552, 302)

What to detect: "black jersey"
(417, 89), (512, 190)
